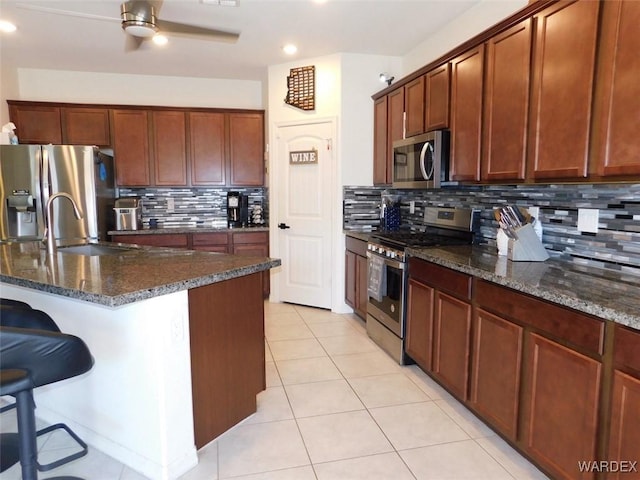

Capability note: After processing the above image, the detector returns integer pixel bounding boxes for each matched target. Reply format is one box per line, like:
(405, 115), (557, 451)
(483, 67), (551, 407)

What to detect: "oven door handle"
(366, 251), (405, 270)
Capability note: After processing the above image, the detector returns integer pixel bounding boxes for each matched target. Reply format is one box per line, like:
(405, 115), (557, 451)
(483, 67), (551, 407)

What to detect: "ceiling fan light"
(123, 22), (157, 37)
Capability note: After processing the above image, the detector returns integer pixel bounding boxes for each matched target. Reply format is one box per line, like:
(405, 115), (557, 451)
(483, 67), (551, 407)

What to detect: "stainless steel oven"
(366, 207), (480, 365)
(366, 243), (407, 363)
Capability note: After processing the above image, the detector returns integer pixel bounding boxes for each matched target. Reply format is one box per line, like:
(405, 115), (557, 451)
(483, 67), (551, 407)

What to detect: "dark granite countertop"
(0, 241), (280, 307)
(108, 226), (269, 236)
(344, 231), (374, 243)
(407, 245), (640, 331)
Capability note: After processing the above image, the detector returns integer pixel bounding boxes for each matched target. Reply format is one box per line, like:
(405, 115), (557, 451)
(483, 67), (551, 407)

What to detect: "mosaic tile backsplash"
(118, 187), (268, 229)
(344, 183), (640, 275)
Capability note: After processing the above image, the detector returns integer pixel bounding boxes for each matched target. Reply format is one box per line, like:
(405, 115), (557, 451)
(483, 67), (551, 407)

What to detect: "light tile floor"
(0, 302), (550, 480)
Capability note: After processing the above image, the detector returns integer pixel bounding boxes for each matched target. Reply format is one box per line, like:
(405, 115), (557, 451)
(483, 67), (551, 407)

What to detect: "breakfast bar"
(0, 241), (280, 480)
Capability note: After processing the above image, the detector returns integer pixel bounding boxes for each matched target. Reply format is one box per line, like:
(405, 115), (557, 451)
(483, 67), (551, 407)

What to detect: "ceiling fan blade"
(156, 19), (239, 43)
(125, 34), (145, 52)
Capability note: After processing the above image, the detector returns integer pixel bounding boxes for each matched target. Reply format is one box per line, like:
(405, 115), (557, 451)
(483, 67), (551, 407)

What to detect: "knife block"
(507, 223), (549, 262)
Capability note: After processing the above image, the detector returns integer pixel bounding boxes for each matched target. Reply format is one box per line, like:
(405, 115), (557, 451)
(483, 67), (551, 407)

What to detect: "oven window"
(368, 260), (404, 324)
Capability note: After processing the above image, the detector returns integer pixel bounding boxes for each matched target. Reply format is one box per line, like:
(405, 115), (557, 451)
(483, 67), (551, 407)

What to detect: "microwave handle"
(419, 142), (435, 180)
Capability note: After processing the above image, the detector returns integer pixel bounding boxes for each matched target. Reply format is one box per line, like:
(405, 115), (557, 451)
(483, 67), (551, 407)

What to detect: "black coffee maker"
(227, 191), (249, 228)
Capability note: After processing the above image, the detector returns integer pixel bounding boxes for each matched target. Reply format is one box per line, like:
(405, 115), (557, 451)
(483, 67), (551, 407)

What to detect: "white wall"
(402, 0), (528, 76)
(266, 52), (401, 313)
(1, 68), (263, 123)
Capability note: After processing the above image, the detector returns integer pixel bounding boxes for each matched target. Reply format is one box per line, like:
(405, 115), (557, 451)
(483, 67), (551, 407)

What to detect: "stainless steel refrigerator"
(0, 145), (115, 246)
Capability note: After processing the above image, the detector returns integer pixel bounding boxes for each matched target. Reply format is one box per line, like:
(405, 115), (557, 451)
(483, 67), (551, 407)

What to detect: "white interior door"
(274, 121), (334, 309)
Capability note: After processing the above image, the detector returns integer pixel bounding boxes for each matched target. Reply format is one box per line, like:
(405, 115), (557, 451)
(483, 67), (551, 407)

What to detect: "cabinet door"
(228, 113), (264, 186)
(8, 103), (62, 144)
(450, 45), (484, 182)
(432, 291), (472, 399)
(592, 0), (640, 178)
(522, 333), (600, 480)
(231, 231), (270, 298)
(345, 250), (356, 309)
(373, 96), (389, 185)
(112, 110), (150, 186)
(405, 278), (435, 371)
(528, 0), (600, 180)
(62, 107), (111, 146)
(608, 370), (640, 480)
(192, 232), (229, 253)
(111, 234), (188, 248)
(355, 254), (368, 320)
(152, 111), (187, 186)
(404, 76), (425, 138)
(482, 19), (531, 181)
(470, 308), (523, 439)
(425, 64), (450, 131)
(189, 112), (226, 186)
(387, 88), (405, 184)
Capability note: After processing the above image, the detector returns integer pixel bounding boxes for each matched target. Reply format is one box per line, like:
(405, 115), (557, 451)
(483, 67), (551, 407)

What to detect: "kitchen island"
(0, 241), (281, 480)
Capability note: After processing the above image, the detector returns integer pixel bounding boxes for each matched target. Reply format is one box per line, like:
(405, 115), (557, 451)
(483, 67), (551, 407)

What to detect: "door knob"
(278, 223), (291, 229)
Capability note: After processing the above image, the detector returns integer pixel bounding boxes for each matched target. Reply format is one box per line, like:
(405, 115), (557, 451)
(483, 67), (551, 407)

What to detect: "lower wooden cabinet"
(111, 233), (188, 248)
(522, 333), (601, 480)
(344, 236), (368, 320)
(432, 291), (472, 400)
(405, 259), (639, 480)
(405, 278), (434, 370)
(470, 308), (522, 439)
(111, 230), (270, 298)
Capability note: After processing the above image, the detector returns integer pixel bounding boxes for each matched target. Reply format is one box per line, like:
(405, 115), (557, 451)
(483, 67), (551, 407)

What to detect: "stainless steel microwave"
(392, 130), (449, 189)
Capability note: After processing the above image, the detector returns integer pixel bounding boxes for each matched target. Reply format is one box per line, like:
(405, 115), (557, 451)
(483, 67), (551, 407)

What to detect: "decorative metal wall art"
(285, 65), (315, 111)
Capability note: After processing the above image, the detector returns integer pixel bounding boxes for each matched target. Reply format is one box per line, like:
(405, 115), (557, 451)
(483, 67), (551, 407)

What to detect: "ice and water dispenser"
(7, 190), (38, 238)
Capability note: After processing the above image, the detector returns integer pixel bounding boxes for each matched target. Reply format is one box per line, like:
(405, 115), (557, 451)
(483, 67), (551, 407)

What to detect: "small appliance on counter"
(227, 191), (248, 228)
(114, 197), (142, 231)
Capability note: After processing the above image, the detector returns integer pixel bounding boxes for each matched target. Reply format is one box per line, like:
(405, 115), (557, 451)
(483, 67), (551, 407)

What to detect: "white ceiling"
(0, 0), (480, 81)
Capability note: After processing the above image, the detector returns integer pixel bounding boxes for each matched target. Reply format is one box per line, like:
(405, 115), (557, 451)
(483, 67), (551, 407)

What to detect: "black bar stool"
(0, 304), (94, 480)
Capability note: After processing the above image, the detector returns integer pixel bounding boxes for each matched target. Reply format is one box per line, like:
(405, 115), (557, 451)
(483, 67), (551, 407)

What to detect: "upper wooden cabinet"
(189, 112), (226, 186)
(62, 107), (111, 146)
(450, 44), (484, 182)
(527, 0), (600, 180)
(151, 110), (187, 186)
(386, 88), (405, 184)
(112, 109), (151, 187)
(424, 64), (450, 131)
(373, 96), (389, 185)
(591, 0), (640, 178)
(482, 19), (532, 182)
(228, 113), (264, 186)
(8, 102), (62, 144)
(404, 76), (425, 138)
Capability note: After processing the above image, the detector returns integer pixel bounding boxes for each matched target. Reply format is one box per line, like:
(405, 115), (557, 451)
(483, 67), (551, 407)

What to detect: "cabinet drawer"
(232, 231), (268, 245)
(192, 232), (229, 246)
(475, 280), (605, 355)
(614, 324), (640, 373)
(345, 236), (368, 257)
(409, 258), (472, 300)
(112, 234), (188, 248)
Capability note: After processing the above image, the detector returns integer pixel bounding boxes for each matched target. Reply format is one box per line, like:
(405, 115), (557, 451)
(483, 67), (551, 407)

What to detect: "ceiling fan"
(16, 1), (240, 51)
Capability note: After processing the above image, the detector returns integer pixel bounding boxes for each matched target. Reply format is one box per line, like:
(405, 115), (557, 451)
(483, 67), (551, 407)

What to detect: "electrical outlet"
(577, 208), (599, 233)
(167, 197), (175, 213)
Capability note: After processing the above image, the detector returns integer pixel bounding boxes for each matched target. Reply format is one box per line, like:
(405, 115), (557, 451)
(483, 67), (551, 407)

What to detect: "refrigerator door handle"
(40, 147), (51, 235)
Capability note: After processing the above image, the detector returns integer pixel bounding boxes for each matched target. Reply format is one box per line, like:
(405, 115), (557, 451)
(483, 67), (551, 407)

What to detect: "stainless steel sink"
(58, 244), (140, 256)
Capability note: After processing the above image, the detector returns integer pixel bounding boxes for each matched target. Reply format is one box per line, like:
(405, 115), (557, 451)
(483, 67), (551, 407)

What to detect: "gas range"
(368, 230), (473, 262)
(365, 206), (480, 365)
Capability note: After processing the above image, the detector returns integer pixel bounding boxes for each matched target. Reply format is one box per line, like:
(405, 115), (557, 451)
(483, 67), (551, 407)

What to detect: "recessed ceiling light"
(283, 44), (297, 55)
(153, 34), (168, 46)
(0, 20), (17, 33)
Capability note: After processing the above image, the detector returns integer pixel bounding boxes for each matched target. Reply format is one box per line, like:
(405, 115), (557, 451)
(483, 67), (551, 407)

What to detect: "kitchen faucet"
(44, 192), (83, 256)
